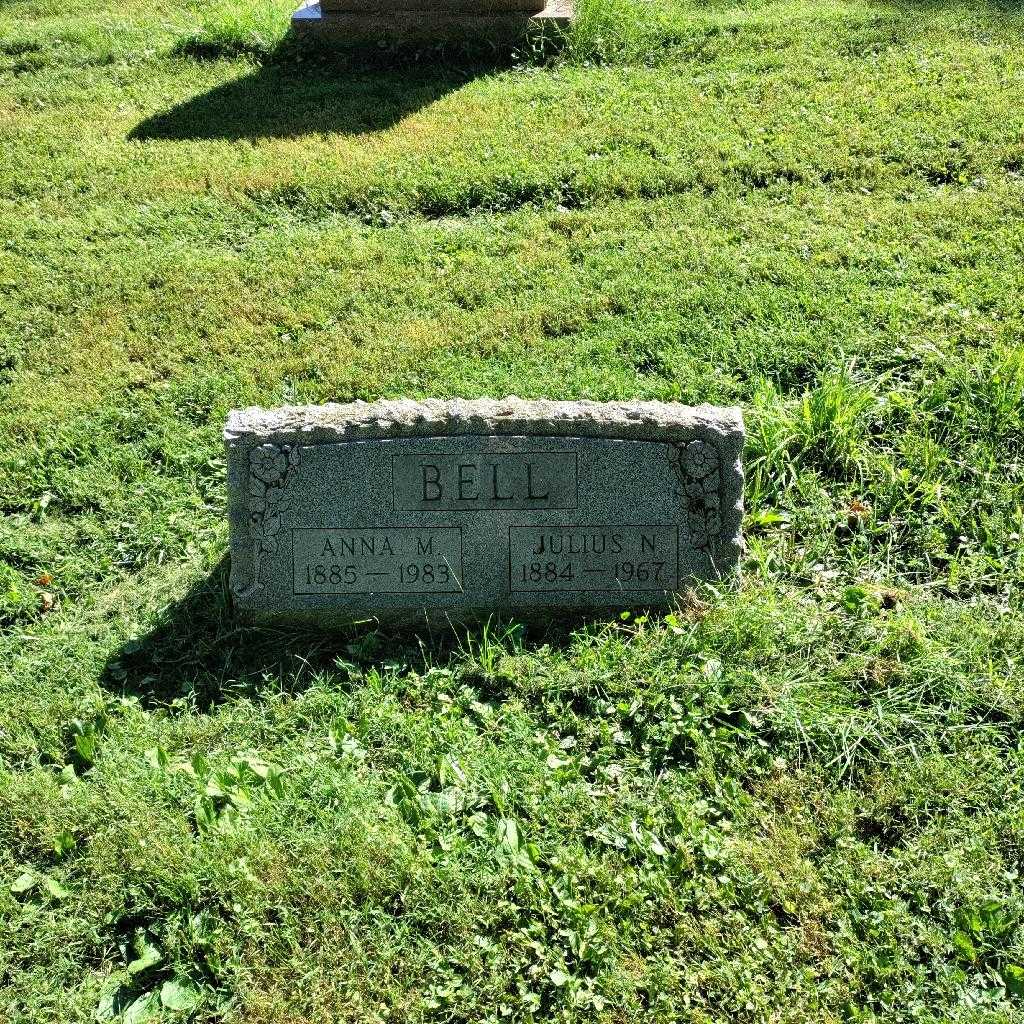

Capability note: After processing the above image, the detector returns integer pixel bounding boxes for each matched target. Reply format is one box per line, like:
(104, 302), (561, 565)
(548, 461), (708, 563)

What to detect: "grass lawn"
(2, 0), (1024, 1020)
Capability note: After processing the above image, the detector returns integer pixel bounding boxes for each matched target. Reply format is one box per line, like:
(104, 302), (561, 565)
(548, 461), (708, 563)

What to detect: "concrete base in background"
(291, 0), (574, 43)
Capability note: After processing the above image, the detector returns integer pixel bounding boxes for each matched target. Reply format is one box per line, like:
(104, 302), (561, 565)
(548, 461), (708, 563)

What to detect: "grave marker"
(226, 398), (744, 625)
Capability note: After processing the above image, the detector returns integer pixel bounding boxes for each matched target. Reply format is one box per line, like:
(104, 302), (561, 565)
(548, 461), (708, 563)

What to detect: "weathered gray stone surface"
(226, 398), (744, 626)
(323, 0), (548, 12)
(292, 0), (574, 42)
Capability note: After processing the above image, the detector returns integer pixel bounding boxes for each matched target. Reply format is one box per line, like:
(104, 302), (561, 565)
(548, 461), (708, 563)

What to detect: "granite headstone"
(226, 398), (744, 625)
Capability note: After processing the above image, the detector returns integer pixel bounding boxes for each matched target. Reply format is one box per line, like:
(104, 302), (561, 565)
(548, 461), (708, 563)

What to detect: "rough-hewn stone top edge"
(225, 398), (744, 444)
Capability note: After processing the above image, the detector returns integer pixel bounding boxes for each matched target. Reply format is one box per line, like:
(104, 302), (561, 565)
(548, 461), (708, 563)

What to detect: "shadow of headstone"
(102, 556), (355, 708)
(130, 34), (526, 141)
(102, 555), (597, 709)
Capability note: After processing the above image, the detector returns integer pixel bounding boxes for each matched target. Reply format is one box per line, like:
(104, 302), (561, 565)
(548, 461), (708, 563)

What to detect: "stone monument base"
(291, 0), (574, 44)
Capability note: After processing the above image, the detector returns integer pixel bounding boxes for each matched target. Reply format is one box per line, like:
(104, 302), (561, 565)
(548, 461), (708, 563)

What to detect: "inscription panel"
(393, 452), (577, 511)
(294, 527), (463, 595)
(509, 525), (678, 593)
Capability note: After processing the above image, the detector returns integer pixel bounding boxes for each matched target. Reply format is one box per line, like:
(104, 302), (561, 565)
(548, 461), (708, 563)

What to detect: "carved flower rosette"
(669, 439), (722, 551)
(241, 443), (301, 595)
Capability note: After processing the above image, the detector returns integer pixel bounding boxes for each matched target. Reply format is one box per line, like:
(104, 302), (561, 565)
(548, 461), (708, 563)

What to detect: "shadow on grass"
(130, 33), (532, 141)
(102, 556), (342, 709)
(102, 555), (590, 710)
(131, 64), (473, 141)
